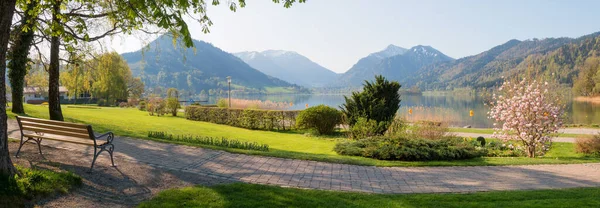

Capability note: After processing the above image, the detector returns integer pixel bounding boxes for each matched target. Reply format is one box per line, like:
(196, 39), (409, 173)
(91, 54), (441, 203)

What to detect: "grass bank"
(139, 183), (600, 208)
(10, 104), (600, 167)
(0, 166), (81, 207)
(448, 128), (586, 138)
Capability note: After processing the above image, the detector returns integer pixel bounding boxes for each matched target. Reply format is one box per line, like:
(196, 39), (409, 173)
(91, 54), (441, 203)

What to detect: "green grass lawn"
(138, 183), (600, 208)
(10, 104), (600, 167)
(449, 128), (587, 138)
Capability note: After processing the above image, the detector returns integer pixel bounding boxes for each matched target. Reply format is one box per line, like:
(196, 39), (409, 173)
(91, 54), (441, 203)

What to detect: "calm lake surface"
(198, 94), (600, 128)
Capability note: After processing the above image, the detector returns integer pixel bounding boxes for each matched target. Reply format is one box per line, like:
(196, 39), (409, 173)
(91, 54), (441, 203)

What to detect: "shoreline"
(574, 96), (600, 104)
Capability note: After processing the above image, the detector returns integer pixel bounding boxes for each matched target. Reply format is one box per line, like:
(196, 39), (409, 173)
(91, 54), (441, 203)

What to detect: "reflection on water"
(195, 94), (600, 128)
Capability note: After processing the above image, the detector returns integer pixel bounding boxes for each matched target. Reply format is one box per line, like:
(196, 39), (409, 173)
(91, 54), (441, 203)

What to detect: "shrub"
(138, 100), (147, 111)
(477, 136), (486, 147)
(118, 102), (128, 108)
(128, 98), (139, 107)
(148, 131), (269, 151)
(384, 117), (407, 137)
(349, 117), (380, 139)
(575, 135), (600, 156)
(166, 88), (180, 116)
(217, 98), (228, 108)
(97, 99), (106, 107)
(185, 106), (300, 131)
(335, 137), (486, 161)
(147, 97), (166, 116)
(296, 105), (342, 135)
(409, 121), (452, 140)
(341, 75), (401, 135)
(166, 97), (180, 116)
(486, 141), (526, 157)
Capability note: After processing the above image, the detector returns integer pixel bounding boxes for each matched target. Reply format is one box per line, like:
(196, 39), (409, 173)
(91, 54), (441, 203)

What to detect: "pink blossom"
(488, 79), (563, 157)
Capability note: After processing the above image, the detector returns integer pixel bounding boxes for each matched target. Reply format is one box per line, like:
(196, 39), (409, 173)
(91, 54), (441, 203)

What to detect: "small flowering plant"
(488, 79), (563, 158)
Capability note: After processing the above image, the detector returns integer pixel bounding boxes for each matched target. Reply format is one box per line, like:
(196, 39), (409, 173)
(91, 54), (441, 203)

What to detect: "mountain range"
(121, 34), (305, 94)
(332, 45), (454, 87)
(234, 50), (338, 88)
(120, 31), (600, 95)
(330, 32), (600, 90)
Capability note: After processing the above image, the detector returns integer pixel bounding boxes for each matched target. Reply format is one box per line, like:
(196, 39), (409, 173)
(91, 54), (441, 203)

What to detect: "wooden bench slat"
(20, 121), (90, 134)
(22, 126), (91, 140)
(22, 133), (107, 146)
(18, 116), (89, 129)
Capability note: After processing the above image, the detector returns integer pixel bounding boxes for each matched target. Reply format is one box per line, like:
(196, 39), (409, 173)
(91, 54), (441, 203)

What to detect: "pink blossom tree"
(488, 79), (563, 158)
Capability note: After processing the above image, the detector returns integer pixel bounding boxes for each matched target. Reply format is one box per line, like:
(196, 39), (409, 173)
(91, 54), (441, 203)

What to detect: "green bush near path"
(139, 183), (600, 208)
(9, 104), (600, 167)
(296, 105), (342, 135)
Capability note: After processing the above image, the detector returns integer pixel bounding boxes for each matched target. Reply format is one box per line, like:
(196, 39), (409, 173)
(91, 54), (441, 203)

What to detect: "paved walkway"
(8, 120), (600, 194)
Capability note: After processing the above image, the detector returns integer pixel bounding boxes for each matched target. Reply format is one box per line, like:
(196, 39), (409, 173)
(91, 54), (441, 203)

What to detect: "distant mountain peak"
(262, 50), (298, 57)
(410, 45), (438, 56)
(370, 44), (408, 59)
(234, 50), (337, 88)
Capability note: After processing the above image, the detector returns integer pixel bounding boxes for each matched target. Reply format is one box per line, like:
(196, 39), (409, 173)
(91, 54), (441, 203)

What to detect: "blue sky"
(110, 0), (600, 73)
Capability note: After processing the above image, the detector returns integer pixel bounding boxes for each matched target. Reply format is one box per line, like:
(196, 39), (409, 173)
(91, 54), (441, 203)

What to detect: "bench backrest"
(16, 116), (94, 140)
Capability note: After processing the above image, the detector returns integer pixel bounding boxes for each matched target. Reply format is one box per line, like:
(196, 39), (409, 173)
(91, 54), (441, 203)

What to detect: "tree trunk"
(528, 145), (536, 158)
(8, 0), (37, 114)
(48, 1), (64, 121)
(0, 0), (18, 177)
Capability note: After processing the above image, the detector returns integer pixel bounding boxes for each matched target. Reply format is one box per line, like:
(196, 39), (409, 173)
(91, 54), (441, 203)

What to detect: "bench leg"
(15, 137), (42, 158)
(89, 147), (99, 173)
(35, 138), (43, 156)
(108, 144), (116, 167)
(15, 136), (27, 158)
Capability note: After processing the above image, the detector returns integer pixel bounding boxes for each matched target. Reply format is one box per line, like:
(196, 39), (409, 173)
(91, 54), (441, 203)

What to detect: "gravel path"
(8, 119), (600, 199)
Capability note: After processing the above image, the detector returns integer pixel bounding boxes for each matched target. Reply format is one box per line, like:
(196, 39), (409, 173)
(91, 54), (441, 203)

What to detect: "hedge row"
(185, 106), (301, 131)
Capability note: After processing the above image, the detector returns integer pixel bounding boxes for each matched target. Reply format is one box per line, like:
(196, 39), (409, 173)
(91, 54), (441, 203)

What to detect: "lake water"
(196, 94), (600, 128)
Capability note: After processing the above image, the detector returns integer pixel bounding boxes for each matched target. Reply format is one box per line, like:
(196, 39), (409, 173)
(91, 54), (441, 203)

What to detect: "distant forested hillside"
(406, 32), (600, 91)
(121, 34), (307, 95)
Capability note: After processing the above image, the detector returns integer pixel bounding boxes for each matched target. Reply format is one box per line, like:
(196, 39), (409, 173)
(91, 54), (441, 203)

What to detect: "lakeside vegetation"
(139, 183), (600, 208)
(9, 104), (600, 167)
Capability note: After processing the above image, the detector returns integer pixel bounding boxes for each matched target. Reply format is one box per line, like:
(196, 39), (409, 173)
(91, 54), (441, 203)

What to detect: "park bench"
(15, 116), (116, 172)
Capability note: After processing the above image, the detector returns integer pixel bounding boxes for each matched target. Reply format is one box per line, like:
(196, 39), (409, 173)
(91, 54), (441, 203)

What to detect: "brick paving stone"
(8, 120), (600, 194)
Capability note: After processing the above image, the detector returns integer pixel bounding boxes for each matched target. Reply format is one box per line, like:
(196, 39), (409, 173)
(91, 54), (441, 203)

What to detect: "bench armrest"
(95, 132), (114, 144)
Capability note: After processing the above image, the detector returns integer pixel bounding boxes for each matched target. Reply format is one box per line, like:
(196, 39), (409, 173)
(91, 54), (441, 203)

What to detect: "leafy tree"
(91, 52), (132, 105)
(489, 79), (563, 158)
(341, 75), (401, 135)
(0, 0), (18, 178)
(60, 61), (93, 102)
(127, 77), (145, 100)
(24, 63), (49, 96)
(573, 57), (600, 96)
(7, 0), (39, 114)
(166, 88), (180, 116)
